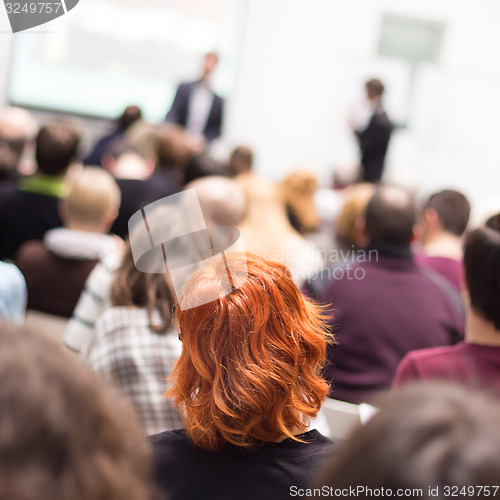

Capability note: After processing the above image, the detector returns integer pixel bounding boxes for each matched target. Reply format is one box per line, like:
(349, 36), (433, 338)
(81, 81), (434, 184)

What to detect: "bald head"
(185, 176), (246, 227)
(364, 186), (416, 245)
(0, 107), (37, 141)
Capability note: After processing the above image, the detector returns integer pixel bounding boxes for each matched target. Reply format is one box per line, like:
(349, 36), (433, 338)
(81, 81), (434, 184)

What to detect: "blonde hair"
(65, 167), (121, 225)
(336, 183), (375, 248)
(280, 169), (320, 234)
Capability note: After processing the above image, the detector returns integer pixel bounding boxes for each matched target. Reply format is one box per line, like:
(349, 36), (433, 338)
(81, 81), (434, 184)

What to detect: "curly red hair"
(167, 253), (332, 451)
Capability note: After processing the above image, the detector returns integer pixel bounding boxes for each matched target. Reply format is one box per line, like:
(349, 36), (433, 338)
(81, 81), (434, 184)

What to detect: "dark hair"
(315, 382), (500, 495)
(0, 323), (152, 500)
(184, 153), (225, 184)
(485, 212), (500, 232)
(364, 186), (416, 245)
(110, 240), (174, 333)
(366, 78), (385, 97)
(463, 226), (500, 329)
(117, 105), (142, 131)
(229, 146), (253, 176)
(36, 121), (80, 175)
(154, 125), (195, 171)
(425, 190), (471, 237)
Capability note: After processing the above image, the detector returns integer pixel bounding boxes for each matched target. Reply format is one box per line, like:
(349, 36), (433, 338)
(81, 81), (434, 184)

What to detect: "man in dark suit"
(354, 79), (393, 183)
(165, 52), (224, 144)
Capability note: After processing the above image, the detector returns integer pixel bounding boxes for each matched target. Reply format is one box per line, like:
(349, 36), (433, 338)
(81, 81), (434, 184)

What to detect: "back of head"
(228, 146), (253, 176)
(117, 105), (142, 131)
(364, 185), (416, 246)
(0, 106), (37, 141)
(155, 124), (195, 171)
(170, 253), (331, 451)
(185, 175), (246, 226)
(316, 382), (500, 494)
(463, 226), (500, 330)
(280, 169), (320, 234)
(424, 189), (471, 237)
(65, 167), (121, 228)
(36, 121), (80, 176)
(365, 78), (385, 99)
(0, 323), (151, 500)
(336, 183), (375, 248)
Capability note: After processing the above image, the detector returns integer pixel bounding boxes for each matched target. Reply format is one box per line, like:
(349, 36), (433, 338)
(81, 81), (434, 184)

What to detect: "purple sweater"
(393, 342), (500, 396)
(318, 251), (464, 404)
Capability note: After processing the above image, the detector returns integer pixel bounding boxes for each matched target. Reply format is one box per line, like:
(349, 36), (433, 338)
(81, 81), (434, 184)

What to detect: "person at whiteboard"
(351, 79), (393, 184)
(165, 52), (224, 146)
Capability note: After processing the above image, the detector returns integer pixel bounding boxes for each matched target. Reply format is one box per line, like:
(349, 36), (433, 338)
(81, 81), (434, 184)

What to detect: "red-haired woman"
(150, 253), (334, 500)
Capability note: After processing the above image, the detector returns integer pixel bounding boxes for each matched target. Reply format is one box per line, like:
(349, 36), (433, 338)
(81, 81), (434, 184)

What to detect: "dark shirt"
(312, 244), (464, 404)
(111, 178), (181, 239)
(150, 429), (334, 500)
(0, 184), (62, 260)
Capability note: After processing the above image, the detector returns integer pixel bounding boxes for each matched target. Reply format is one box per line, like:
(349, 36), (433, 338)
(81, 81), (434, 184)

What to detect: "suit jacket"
(165, 81), (224, 142)
(355, 109), (392, 183)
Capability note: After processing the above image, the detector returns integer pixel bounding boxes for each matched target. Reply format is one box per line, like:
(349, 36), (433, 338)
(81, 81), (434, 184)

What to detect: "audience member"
(280, 170), (320, 235)
(104, 141), (168, 238)
(305, 183), (375, 298)
(15, 168), (121, 318)
(0, 261), (26, 323)
(0, 121), (80, 260)
(84, 105), (142, 166)
(237, 173), (323, 287)
(84, 237), (183, 435)
(151, 253), (334, 500)
(228, 145), (253, 177)
(311, 185), (464, 404)
(0, 107), (37, 182)
(394, 226), (500, 394)
(416, 189), (470, 292)
(315, 383), (500, 497)
(0, 323), (152, 500)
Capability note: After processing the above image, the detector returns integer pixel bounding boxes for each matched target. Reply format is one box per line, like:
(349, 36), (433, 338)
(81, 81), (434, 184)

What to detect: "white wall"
(1, 0), (500, 218)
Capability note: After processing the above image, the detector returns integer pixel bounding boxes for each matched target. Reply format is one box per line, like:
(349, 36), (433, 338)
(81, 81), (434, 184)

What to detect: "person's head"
(36, 121), (80, 176)
(421, 189), (471, 243)
(155, 124), (196, 172)
(61, 167), (120, 233)
(463, 226), (500, 330)
(102, 141), (154, 180)
(202, 51), (219, 79)
(184, 175), (246, 227)
(485, 212), (500, 232)
(280, 169), (320, 235)
(335, 183), (375, 248)
(110, 225), (175, 333)
(117, 105), (142, 131)
(365, 78), (385, 101)
(228, 145), (253, 176)
(169, 253), (331, 451)
(363, 185), (416, 246)
(0, 323), (152, 500)
(316, 382), (500, 494)
(0, 107), (37, 176)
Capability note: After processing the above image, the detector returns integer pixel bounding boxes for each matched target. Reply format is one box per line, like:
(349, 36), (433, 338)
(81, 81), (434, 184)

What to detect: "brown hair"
(0, 323), (152, 500)
(110, 240), (174, 333)
(169, 253), (332, 451)
(315, 382), (500, 494)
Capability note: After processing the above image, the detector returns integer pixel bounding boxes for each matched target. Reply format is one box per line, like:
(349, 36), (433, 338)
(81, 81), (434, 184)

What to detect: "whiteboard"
(8, 0), (246, 122)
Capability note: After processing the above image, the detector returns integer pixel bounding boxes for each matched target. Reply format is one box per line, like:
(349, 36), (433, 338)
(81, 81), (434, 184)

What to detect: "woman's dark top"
(150, 428), (334, 500)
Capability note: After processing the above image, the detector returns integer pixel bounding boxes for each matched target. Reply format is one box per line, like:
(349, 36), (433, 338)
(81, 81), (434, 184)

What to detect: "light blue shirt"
(0, 261), (27, 324)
